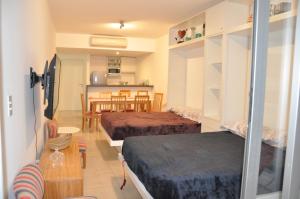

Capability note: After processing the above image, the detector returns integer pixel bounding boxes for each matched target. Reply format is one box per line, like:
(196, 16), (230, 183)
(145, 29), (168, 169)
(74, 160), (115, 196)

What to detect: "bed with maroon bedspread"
(100, 112), (201, 141)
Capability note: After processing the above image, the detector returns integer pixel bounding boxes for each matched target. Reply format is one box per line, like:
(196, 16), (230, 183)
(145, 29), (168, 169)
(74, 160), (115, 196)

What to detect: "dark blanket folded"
(122, 132), (285, 199)
(101, 112), (201, 140)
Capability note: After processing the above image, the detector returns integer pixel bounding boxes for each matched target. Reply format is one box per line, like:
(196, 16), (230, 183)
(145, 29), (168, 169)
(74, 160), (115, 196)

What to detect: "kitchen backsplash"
(106, 73), (136, 85)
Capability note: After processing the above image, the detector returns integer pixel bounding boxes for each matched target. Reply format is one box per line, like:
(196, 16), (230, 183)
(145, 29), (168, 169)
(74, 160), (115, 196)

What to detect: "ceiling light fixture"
(120, 21), (125, 29)
(107, 22), (135, 29)
(116, 51), (120, 55)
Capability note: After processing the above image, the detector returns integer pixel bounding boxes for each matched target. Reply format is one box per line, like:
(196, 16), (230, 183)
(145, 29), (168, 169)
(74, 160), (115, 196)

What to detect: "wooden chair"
(81, 94), (101, 130)
(137, 90), (148, 96)
(98, 91), (112, 112)
(134, 95), (150, 112)
(119, 89), (131, 97)
(99, 91), (112, 98)
(136, 90), (150, 112)
(152, 93), (163, 112)
(119, 90), (134, 111)
(111, 96), (127, 112)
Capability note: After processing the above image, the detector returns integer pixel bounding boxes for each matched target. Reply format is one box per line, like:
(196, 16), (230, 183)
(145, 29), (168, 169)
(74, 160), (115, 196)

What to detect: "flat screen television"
(30, 54), (61, 119)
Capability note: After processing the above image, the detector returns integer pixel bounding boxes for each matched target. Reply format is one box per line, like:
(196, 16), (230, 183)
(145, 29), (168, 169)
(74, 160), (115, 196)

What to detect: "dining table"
(88, 97), (153, 128)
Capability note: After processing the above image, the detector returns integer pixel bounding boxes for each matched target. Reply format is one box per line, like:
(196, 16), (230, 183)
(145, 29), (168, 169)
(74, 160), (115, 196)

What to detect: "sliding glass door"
(281, 0), (300, 197)
(241, 0), (300, 198)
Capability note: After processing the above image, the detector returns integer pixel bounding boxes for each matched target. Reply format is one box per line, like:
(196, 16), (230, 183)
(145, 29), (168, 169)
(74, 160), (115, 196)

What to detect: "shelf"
(211, 62), (222, 72)
(210, 87), (220, 91)
(211, 62), (222, 65)
(210, 87), (221, 97)
(121, 72), (135, 75)
(169, 37), (205, 51)
(226, 10), (297, 36)
(87, 85), (154, 88)
(206, 32), (223, 39)
(211, 61), (222, 65)
(226, 22), (252, 36)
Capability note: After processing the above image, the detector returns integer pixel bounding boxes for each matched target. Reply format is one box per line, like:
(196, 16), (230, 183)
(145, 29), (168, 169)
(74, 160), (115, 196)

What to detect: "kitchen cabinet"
(206, 0), (248, 36)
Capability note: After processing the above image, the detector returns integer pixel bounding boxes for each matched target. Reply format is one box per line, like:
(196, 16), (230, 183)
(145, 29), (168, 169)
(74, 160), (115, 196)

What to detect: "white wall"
(136, 34), (169, 107)
(0, 0), (56, 197)
(0, 1), (5, 197)
(136, 54), (155, 84)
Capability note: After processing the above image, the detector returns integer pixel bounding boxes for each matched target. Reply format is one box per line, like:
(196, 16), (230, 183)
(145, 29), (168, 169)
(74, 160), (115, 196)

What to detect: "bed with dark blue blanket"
(122, 131), (285, 199)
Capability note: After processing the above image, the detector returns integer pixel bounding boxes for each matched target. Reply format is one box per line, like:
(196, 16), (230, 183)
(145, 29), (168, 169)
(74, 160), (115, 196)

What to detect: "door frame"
(0, 0), (7, 196)
(241, 0), (300, 198)
(282, 1), (300, 198)
(241, 0), (270, 198)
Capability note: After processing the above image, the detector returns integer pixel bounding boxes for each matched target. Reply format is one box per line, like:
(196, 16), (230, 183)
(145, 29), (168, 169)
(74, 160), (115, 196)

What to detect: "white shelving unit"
(203, 34), (223, 122)
(226, 10), (297, 36)
(169, 37), (205, 51)
(167, 0), (298, 131)
(169, 12), (205, 46)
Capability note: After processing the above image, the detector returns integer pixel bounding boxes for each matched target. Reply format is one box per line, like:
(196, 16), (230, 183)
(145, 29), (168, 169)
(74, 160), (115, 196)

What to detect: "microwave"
(108, 68), (121, 75)
(107, 57), (121, 76)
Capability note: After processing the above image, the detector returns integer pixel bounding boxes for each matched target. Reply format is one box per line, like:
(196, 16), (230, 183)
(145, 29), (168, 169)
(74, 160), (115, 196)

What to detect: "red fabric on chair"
(13, 164), (96, 198)
(13, 164), (44, 199)
(78, 137), (87, 152)
(78, 136), (87, 169)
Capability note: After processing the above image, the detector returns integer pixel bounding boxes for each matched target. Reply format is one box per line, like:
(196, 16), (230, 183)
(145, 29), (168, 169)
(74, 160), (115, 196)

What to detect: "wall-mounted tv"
(30, 54), (61, 119)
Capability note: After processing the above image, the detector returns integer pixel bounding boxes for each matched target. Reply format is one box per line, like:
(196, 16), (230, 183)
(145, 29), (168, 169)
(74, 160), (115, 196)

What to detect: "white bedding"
(169, 106), (202, 123)
(221, 121), (287, 147)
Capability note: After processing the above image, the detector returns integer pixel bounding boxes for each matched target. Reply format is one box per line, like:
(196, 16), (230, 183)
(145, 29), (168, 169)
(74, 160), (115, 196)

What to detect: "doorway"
(58, 59), (85, 111)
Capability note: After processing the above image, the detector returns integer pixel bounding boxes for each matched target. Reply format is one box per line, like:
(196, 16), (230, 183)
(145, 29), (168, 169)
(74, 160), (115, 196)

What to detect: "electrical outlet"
(8, 95), (13, 117)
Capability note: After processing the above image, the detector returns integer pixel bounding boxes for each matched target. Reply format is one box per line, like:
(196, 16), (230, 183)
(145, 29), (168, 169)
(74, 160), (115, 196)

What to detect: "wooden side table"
(39, 137), (83, 199)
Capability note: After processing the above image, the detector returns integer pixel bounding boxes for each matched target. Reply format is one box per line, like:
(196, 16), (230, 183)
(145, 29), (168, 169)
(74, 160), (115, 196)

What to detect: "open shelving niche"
(222, 9), (297, 135)
(167, 12), (205, 112)
(226, 9), (297, 36)
(203, 34), (223, 122)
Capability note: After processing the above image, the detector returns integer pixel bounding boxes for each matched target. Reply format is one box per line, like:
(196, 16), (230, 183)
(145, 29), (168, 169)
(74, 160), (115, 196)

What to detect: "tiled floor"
(56, 111), (141, 199)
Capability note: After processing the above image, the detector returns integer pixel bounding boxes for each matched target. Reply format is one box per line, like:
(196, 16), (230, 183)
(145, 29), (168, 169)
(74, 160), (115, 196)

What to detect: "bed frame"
(118, 153), (153, 199)
(99, 124), (123, 147)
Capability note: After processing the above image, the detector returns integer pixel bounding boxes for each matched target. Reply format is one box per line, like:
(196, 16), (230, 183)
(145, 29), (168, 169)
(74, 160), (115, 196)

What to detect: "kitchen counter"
(87, 84), (154, 88)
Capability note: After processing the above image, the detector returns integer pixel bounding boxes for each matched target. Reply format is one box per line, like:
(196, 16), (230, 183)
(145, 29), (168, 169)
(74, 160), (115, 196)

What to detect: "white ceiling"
(48, 0), (222, 38)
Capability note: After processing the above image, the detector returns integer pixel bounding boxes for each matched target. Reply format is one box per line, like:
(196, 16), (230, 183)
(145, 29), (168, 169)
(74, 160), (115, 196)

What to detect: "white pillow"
(262, 127), (287, 148)
(221, 121), (247, 138)
(221, 121), (287, 147)
(169, 106), (202, 123)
